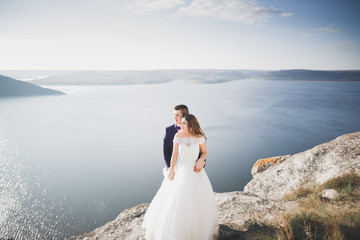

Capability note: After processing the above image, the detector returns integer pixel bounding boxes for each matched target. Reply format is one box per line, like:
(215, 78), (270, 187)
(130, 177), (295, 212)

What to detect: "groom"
(163, 104), (206, 172)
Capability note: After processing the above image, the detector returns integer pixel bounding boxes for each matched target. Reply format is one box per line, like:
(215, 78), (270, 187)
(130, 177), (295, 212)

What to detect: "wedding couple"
(141, 105), (219, 240)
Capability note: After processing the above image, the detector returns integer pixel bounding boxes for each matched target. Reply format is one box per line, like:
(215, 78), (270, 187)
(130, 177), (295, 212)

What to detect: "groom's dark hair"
(174, 104), (189, 116)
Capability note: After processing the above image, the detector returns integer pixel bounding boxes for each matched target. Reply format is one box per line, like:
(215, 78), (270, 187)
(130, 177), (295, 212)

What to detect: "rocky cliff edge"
(70, 131), (360, 240)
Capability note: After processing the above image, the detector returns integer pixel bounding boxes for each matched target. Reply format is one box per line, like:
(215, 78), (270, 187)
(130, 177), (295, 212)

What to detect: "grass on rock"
(245, 171), (360, 240)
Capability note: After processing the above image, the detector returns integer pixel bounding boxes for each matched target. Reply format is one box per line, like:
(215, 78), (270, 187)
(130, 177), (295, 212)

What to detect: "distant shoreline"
(0, 69), (358, 85)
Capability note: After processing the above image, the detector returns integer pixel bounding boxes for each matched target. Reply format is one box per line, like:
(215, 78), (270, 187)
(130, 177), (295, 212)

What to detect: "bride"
(142, 114), (219, 240)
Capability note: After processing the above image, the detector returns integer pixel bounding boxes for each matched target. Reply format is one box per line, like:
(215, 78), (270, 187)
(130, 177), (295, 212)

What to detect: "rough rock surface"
(214, 191), (295, 232)
(69, 192), (295, 240)
(244, 132), (360, 200)
(70, 203), (149, 240)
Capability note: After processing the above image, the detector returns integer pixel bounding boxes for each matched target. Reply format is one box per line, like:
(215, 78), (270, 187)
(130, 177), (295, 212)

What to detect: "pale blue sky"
(0, 0), (359, 70)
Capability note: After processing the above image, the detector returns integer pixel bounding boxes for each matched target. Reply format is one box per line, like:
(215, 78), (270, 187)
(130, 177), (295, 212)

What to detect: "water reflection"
(0, 122), (63, 239)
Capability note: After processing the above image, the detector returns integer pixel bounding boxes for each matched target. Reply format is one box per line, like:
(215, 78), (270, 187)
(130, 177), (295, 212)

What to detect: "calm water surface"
(0, 80), (359, 239)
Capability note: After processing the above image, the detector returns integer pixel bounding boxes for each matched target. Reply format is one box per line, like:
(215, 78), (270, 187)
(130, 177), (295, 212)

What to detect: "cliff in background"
(70, 132), (360, 240)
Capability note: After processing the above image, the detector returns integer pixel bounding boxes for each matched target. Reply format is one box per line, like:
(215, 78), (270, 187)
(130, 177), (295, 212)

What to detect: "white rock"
(244, 132), (360, 200)
(320, 189), (339, 200)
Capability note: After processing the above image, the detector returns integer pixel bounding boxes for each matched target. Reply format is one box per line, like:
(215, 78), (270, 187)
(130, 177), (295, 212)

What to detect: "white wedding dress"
(142, 136), (219, 240)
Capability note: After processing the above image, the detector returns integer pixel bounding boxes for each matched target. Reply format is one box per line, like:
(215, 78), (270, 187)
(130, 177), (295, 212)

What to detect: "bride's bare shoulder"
(175, 132), (186, 138)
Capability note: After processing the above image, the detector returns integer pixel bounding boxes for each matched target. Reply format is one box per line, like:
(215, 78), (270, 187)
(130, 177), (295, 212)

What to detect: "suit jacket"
(163, 124), (206, 168)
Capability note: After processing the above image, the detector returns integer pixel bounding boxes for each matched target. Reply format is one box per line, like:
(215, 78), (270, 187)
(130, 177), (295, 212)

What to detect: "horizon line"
(1, 68), (360, 71)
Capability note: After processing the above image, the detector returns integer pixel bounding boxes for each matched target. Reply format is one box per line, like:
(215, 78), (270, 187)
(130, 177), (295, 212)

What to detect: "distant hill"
(15, 69), (360, 85)
(254, 70), (360, 81)
(29, 70), (259, 85)
(0, 75), (64, 98)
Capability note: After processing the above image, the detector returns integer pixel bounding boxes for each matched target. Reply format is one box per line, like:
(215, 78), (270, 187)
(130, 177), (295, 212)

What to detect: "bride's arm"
(195, 143), (207, 173)
(168, 142), (179, 180)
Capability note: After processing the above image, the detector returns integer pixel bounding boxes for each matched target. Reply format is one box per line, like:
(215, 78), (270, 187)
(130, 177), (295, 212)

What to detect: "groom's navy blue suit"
(163, 124), (206, 169)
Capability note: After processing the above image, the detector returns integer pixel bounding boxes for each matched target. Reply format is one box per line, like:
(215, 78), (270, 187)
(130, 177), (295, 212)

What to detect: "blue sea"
(0, 80), (359, 239)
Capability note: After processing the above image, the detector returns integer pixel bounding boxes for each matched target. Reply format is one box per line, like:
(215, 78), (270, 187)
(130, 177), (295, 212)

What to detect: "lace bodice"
(172, 136), (206, 163)
(173, 136), (206, 147)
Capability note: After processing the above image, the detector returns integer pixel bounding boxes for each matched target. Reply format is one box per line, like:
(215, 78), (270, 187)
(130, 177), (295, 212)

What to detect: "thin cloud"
(126, 0), (291, 23)
(126, 0), (185, 13)
(281, 12), (292, 17)
(315, 27), (344, 34)
(303, 26), (344, 38)
(327, 41), (360, 50)
(176, 0), (288, 23)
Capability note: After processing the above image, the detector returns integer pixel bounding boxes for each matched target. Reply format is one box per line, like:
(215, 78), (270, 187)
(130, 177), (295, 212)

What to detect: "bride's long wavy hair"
(182, 114), (207, 140)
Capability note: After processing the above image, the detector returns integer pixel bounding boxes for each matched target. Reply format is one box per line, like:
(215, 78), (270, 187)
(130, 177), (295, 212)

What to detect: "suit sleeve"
(163, 128), (172, 168)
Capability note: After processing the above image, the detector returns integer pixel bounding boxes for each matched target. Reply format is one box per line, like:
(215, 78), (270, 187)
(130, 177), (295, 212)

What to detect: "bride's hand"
(194, 160), (205, 173)
(168, 170), (175, 181)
